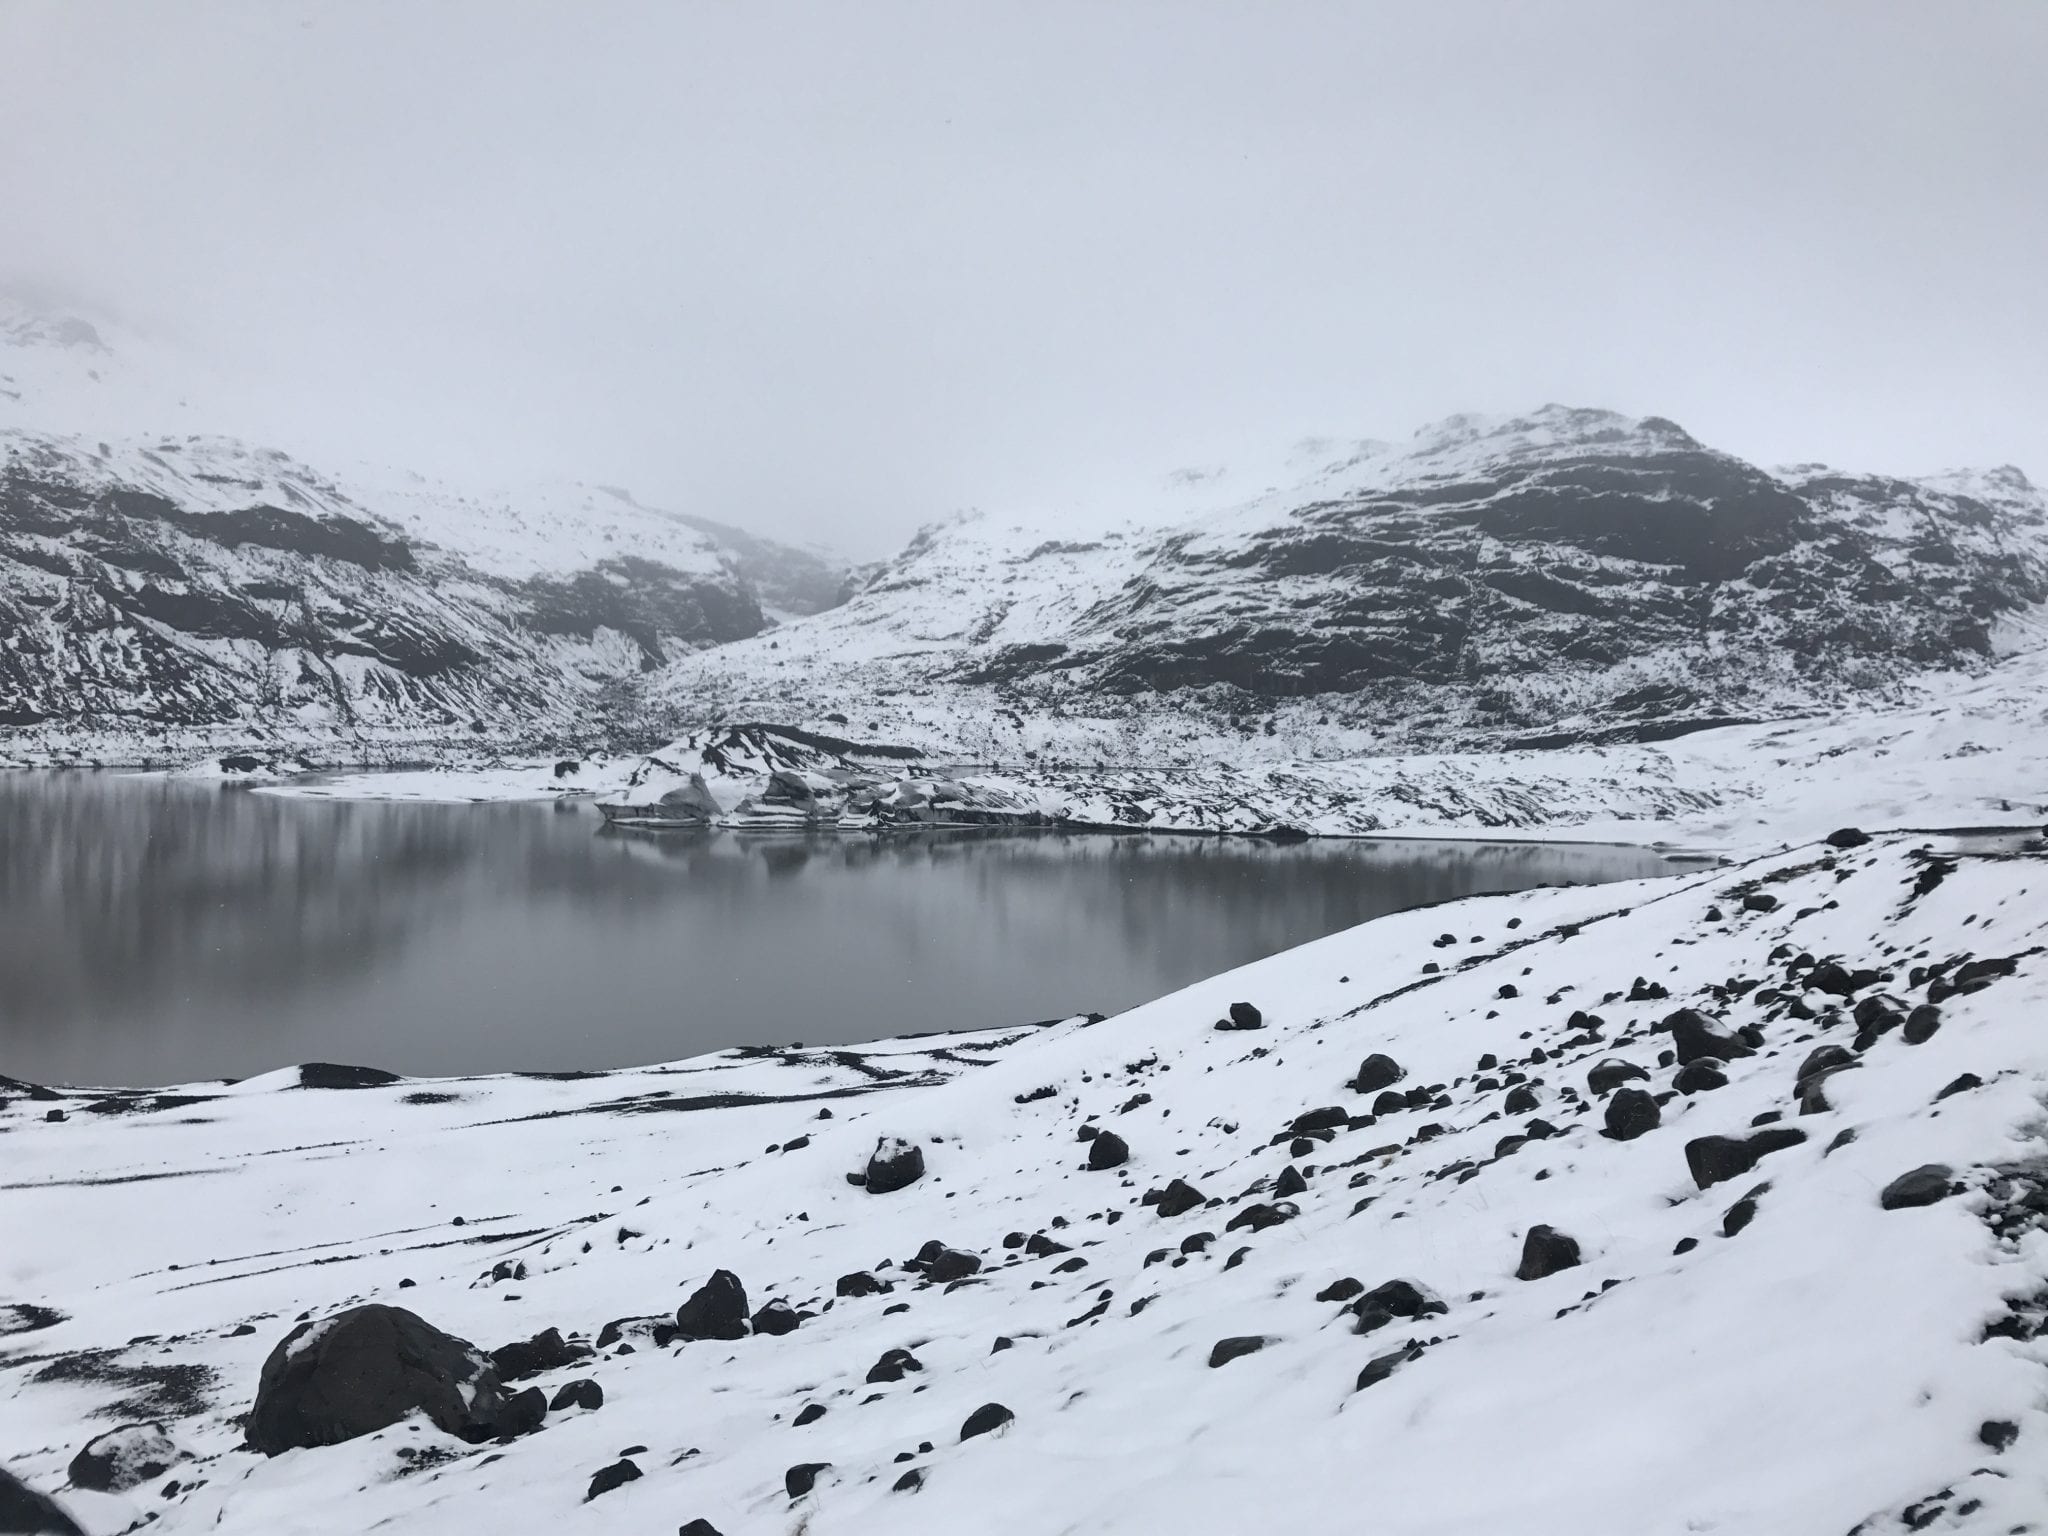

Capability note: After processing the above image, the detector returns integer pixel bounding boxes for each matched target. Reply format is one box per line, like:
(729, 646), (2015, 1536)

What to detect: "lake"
(0, 771), (1689, 1087)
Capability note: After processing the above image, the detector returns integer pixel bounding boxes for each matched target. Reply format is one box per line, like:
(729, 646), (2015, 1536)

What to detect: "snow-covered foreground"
(5, 829), (2046, 1534)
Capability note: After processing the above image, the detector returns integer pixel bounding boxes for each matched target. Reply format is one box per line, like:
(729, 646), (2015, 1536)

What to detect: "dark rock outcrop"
(674, 1271), (750, 1341)
(865, 1137), (927, 1194)
(1515, 1225), (1582, 1281)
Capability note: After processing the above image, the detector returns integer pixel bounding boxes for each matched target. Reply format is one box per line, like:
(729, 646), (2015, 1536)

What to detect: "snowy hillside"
(656, 406), (2048, 761)
(4, 829), (2045, 1534)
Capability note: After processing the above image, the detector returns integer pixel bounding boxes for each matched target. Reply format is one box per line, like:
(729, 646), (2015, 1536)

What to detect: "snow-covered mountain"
(657, 407), (2048, 759)
(0, 298), (847, 757)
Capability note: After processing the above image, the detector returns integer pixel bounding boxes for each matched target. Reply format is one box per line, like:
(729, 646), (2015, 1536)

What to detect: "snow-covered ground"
(4, 827), (2045, 1534)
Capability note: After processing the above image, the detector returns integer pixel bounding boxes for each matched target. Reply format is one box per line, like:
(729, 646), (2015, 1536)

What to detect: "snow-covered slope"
(656, 407), (2048, 761)
(4, 830), (2045, 1534)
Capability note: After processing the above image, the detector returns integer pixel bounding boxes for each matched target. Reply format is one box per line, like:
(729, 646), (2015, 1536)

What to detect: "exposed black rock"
(1741, 892), (1779, 913)
(66, 1423), (179, 1493)
(0, 1467), (86, 1535)
(961, 1402), (1016, 1439)
(491, 1327), (591, 1381)
(785, 1463), (831, 1498)
(1515, 1225), (1582, 1281)
(1902, 1004), (1943, 1045)
(1355, 1344), (1423, 1391)
(1880, 1164), (1957, 1210)
(1825, 827), (1871, 848)
(1684, 1128), (1807, 1190)
(835, 1271), (887, 1298)
(1152, 1178), (1207, 1219)
(1354, 1054), (1406, 1093)
(1274, 1165), (1309, 1198)
(1935, 1073), (1984, 1102)
(1672, 1059), (1728, 1095)
(1228, 1001), (1263, 1029)
(1587, 1058), (1651, 1096)
(1208, 1336), (1271, 1368)
(674, 1271), (750, 1341)
(750, 1300), (802, 1336)
(1667, 1008), (1756, 1065)
(1979, 1420), (2019, 1452)
(865, 1137), (927, 1194)
(1603, 1087), (1661, 1141)
(586, 1459), (642, 1501)
(246, 1305), (520, 1454)
(1349, 1279), (1447, 1336)
(1225, 1201), (1297, 1233)
(1087, 1131), (1130, 1171)
(866, 1348), (923, 1383)
(548, 1378), (604, 1412)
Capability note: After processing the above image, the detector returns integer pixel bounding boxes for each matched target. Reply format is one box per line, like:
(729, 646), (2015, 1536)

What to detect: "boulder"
(1151, 1178), (1207, 1218)
(549, 1378), (604, 1411)
(1515, 1225), (1582, 1281)
(1880, 1164), (1956, 1210)
(0, 1467), (85, 1535)
(1587, 1058), (1650, 1097)
(1825, 827), (1871, 848)
(1684, 1128), (1807, 1190)
(67, 1422), (180, 1492)
(491, 1327), (590, 1381)
(1086, 1130), (1130, 1171)
(865, 1137), (926, 1194)
(674, 1271), (750, 1341)
(1666, 1008), (1755, 1065)
(1354, 1054), (1405, 1093)
(834, 1271), (887, 1298)
(1207, 1336), (1271, 1368)
(1355, 1344), (1423, 1391)
(1227, 1001), (1263, 1029)
(1672, 1059), (1728, 1096)
(750, 1300), (802, 1336)
(246, 1304), (521, 1454)
(866, 1348), (922, 1383)
(960, 1402), (1015, 1440)
(1349, 1278), (1446, 1335)
(586, 1459), (641, 1501)
(1603, 1087), (1661, 1141)
(785, 1463), (831, 1499)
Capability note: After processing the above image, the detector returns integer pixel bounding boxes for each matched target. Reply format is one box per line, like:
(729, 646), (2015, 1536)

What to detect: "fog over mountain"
(2, 1), (2044, 554)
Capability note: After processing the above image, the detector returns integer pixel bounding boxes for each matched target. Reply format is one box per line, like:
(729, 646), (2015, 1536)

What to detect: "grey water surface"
(0, 771), (1692, 1086)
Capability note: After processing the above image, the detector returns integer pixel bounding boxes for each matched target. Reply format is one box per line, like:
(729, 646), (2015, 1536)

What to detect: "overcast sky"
(2, 1), (2044, 556)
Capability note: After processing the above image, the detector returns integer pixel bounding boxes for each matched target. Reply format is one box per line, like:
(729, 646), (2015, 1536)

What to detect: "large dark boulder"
(961, 1401), (1015, 1439)
(1515, 1225), (1582, 1281)
(1880, 1164), (1957, 1210)
(674, 1271), (750, 1341)
(1666, 1008), (1755, 1065)
(0, 1467), (86, 1534)
(67, 1423), (180, 1492)
(1587, 1058), (1650, 1096)
(1685, 1128), (1807, 1190)
(865, 1137), (926, 1194)
(1603, 1086), (1661, 1141)
(1150, 1178), (1207, 1218)
(750, 1299), (802, 1335)
(1207, 1335), (1271, 1367)
(1353, 1054), (1405, 1092)
(246, 1304), (522, 1454)
(1349, 1278), (1446, 1335)
(1086, 1130), (1130, 1171)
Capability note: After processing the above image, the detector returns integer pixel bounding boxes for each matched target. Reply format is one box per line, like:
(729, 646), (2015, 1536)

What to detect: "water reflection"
(0, 772), (1686, 1087)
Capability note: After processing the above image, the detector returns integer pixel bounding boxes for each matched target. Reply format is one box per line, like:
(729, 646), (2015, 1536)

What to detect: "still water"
(0, 771), (1686, 1087)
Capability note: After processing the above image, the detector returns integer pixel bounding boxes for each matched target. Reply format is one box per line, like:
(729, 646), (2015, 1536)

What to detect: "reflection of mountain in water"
(0, 774), (1682, 1086)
